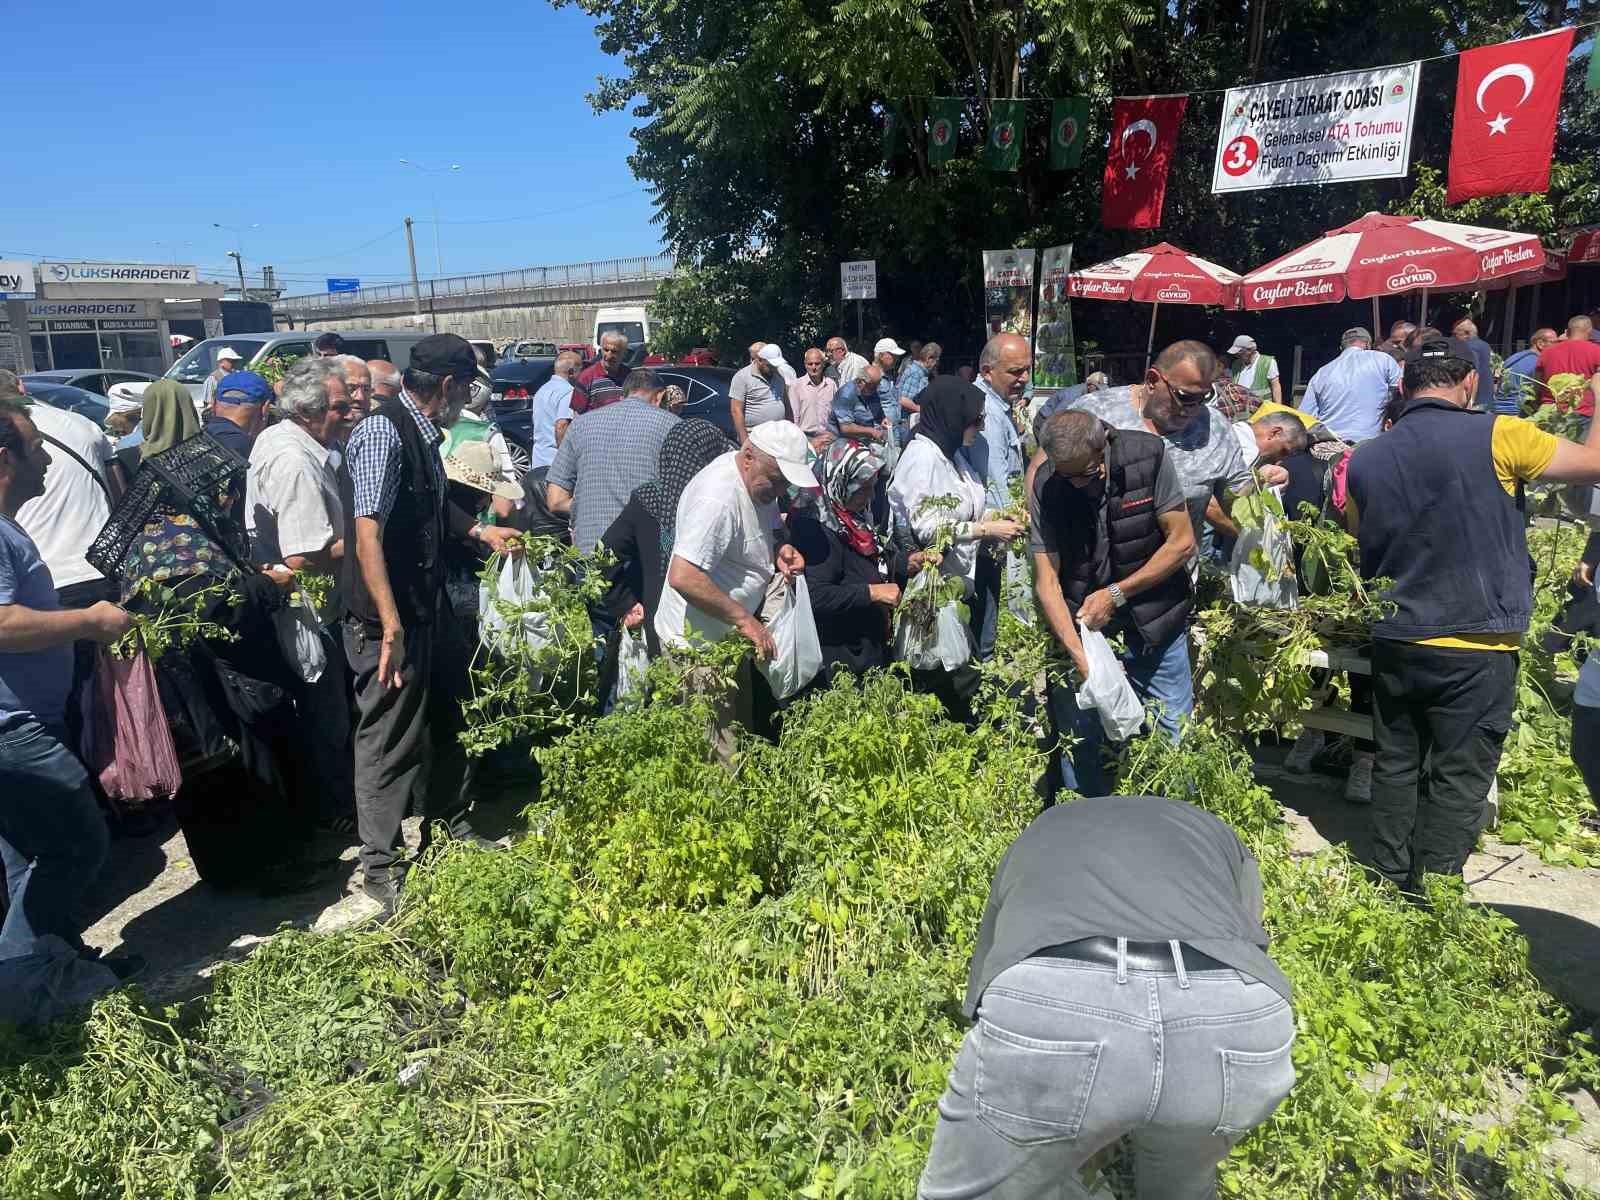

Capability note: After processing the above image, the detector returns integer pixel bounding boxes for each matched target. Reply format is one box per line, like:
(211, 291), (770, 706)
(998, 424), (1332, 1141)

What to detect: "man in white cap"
(758, 342), (798, 386)
(655, 420), (810, 761)
(202, 346), (244, 416)
(874, 337), (907, 444)
(1227, 335), (1280, 408)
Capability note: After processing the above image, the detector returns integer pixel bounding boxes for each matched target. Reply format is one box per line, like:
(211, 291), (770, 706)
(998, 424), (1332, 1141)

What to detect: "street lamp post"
(226, 252), (247, 302)
(212, 222), (259, 297)
(398, 159), (461, 276)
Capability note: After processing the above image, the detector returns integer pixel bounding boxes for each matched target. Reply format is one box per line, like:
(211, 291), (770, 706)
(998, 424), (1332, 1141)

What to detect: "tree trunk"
(1246, 0), (1268, 80)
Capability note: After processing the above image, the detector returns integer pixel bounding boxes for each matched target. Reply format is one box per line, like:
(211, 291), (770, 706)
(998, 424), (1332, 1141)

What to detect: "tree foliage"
(555, 0), (1600, 360)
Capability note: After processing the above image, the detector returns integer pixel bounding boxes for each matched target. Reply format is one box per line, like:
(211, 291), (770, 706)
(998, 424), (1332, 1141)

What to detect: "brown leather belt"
(1035, 936), (1232, 974)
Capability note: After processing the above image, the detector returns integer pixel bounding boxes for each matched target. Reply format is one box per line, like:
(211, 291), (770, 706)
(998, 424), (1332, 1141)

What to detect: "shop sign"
(41, 262), (199, 286)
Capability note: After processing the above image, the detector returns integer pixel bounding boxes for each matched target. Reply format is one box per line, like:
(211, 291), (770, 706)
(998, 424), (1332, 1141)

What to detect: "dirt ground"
(78, 746), (1600, 1184)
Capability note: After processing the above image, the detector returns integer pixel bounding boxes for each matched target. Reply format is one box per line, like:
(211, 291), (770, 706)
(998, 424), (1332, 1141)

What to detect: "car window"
(166, 337), (270, 384)
(260, 342), (311, 365)
(339, 339), (388, 361)
(74, 374), (106, 396)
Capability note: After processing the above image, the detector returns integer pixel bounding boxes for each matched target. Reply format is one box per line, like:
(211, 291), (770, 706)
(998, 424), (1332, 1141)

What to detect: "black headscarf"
(633, 418), (733, 551)
(913, 376), (986, 461)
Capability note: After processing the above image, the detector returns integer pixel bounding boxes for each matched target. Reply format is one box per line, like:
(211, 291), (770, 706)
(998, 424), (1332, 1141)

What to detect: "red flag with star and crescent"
(1447, 28), (1574, 204)
(1102, 95), (1188, 229)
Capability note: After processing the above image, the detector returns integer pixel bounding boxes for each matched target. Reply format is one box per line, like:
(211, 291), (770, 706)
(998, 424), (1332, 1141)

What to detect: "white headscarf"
(107, 381), (150, 416)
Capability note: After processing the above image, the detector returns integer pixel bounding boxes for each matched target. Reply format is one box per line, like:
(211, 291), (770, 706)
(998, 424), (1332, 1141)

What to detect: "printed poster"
(1034, 245), (1077, 389)
(982, 248), (1035, 342)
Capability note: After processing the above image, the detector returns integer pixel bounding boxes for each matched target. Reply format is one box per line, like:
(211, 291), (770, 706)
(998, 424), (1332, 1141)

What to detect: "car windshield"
(597, 322), (646, 347)
(166, 337), (269, 384)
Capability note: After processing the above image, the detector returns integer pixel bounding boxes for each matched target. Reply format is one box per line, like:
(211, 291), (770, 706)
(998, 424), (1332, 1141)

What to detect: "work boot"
(362, 873), (402, 919)
(1345, 753), (1374, 804)
(1284, 729), (1325, 773)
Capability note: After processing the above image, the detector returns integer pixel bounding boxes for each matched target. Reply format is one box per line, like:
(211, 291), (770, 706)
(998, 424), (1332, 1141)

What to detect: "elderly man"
(1499, 328), (1557, 416)
(873, 337), (906, 445)
(1349, 340), (1600, 894)
(204, 370), (272, 459)
(572, 330), (631, 414)
(1380, 320), (1417, 362)
(824, 336), (868, 388)
(1030, 410), (1195, 794)
(0, 398), (137, 974)
(1538, 316), (1600, 421)
(968, 333), (1028, 659)
(1300, 327), (1401, 443)
(547, 367), (679, 554)
(1227, 335), (1282, 408)
(202, 346), (243, 414)
(331, 355), (373, 419)
(897, 341), (941, 426)
(919, 794), (1295, 1199)
(729, 342), (790, 444)
(829, 364), (889, 443)
(247, 356), (358, 833)
(1450, 317), (1496, 411)
(340, 334), (521, 912)
(655, 421), (810, 762)
(789, 349), (838, 451)
(368, 359), (402, 402)
(1230, 410), (1307, 474)
(531, 350), (582, 470)
(758, 342), (798, 385)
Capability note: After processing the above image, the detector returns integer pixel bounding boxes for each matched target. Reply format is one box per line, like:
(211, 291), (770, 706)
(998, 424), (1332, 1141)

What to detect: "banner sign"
(0, 260), (35, 299)
(840, 260), (877, 300)
(982, 249), (1035, 341)
(326, 278), (361, 293)
(42, 262), (199, 286)
(1211, 62), (1420, 193)
(1034, 245), (1078, 389)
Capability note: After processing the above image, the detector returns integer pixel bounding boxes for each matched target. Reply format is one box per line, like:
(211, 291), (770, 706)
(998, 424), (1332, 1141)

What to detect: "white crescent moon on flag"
(1475, 63), (1534, 113)
(1121, 119), (1158, 159)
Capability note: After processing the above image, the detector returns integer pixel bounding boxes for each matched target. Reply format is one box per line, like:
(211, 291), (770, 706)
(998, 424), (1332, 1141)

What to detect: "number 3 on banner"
(1222, 135), (1259, 177)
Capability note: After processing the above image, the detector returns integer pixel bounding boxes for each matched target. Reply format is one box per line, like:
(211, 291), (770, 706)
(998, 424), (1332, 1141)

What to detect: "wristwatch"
(1108, 583), (1128, 609)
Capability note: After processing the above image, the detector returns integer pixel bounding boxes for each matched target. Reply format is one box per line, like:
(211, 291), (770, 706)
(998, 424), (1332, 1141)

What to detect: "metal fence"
(276, 254), (675, 312)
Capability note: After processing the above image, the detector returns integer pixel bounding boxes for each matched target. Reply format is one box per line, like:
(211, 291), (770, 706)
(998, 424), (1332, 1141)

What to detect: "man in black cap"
(919, 795), (1295, 1198)
(1347, 336), (1600, 894)
(340, 333), (522, 911)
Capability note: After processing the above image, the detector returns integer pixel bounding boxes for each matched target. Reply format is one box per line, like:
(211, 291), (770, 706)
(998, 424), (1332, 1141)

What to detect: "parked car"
(593, 305), (650, 365)
(488, 362), (738, 476)
(21, 380), (111, 425)
(504, 339), (558, 360)
(164, 329), (433, 406)
(469, 339), (498, 368)
(558, 342), (598, 367)
(24, 368), (159, 397)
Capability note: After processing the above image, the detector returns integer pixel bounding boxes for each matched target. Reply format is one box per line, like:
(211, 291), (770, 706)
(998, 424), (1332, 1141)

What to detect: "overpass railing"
(275, 254), (674, 314)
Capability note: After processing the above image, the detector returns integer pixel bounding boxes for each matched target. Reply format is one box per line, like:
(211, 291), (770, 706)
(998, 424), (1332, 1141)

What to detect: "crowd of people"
(4, 303), (1600, 1188)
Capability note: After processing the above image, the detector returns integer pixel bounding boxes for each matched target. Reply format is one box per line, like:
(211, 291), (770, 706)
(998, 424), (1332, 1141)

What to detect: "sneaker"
(362, 874), (401, 919)
(1284, 729), (1325, 773)
(1345, 754), (1374, 804)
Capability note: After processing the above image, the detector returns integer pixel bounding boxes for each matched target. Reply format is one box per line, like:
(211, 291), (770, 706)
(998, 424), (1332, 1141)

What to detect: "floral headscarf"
(633, 418), (733, 554)
(818, 438), (886, 557)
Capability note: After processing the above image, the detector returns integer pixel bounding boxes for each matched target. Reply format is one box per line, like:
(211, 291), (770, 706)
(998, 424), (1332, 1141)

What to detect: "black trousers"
(1573, 703), (1600, 805)
(1369, 640), (1516, 890)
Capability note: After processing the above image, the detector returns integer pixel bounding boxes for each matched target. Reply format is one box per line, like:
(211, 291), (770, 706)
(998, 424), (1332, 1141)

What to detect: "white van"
(592, 306), (650, 364)
(164, 329), (432, 406)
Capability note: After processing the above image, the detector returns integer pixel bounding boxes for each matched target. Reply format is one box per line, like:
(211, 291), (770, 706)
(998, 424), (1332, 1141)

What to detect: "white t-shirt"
(888, 435), (988, 582)
(1234, 355), (1279, 388)
(1232, 421), (1259, 468)
(654, 452), (778, 648)
(246, 418), (344, 564)
(17, 403), (114, 589)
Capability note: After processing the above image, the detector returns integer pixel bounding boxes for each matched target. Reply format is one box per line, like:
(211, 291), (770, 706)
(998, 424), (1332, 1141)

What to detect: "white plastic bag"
(1075, 621), (1145, 741)
(760, 576), (825, 700)
(895, 569), (973, 672)
(615, 625), (651, 705)
(1004, 549), (1035, 625)
(478, 554), (552, 658)
(274, 587), (327, 684)
(1229, 509), (1299, 610)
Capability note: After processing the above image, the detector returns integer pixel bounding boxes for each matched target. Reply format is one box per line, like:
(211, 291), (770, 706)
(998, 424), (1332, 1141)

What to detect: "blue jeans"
(1047, 629), (1193, 795)
(919, 955), (1295, 1199)
(0, 720), (110, 960)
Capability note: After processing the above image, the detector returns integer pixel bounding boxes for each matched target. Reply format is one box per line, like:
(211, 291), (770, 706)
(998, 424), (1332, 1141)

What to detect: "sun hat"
(443, 440), (525, 501)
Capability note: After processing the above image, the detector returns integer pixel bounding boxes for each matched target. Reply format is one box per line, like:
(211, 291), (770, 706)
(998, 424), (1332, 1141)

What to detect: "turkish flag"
(1102, 95), (1187, 229)
(1447, 29), (1574, 204)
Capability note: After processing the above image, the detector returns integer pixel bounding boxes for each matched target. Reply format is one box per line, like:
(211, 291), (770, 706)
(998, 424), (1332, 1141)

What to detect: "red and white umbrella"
(1569, 227), (1600, 265)
(1067, 242), (1241, 366)
(1240, 212), (1546, 322)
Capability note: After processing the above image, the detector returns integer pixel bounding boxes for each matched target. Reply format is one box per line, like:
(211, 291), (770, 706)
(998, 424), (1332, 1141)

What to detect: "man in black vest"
(340, 333), (522, 912)
(1348, 339), (1600, 894)
(1030, 410), (1195, 795)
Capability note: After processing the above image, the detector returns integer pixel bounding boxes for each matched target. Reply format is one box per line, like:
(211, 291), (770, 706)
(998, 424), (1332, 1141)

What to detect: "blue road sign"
(326, 278), (361, 293)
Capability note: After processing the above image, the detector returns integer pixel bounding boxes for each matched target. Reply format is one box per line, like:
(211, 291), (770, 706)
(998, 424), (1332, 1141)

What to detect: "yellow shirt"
(1347, 414), (1558, 651)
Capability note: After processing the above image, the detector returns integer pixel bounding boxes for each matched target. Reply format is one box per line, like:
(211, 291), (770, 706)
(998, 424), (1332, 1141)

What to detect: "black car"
(490, 363), (738, 475)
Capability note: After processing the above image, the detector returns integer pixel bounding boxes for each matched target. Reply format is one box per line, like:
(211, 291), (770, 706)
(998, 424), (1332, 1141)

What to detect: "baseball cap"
(1404, 336), (1476, 367)
(747, 421), (819, 489)
(874, 338), (906, 357)
(757, 343), (784, 365)
(215, 371), (274, 404)
(214, 346), (242, 363)
(410, 333), (477, 381)
(1226, 335), (1256, 354)
(444, 441), (525, 501)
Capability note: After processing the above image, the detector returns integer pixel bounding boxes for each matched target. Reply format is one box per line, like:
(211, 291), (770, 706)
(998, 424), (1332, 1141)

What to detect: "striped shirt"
(345, 391), (446, 525)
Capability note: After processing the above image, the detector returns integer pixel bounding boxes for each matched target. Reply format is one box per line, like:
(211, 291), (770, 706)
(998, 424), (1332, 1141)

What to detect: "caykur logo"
(1386, 264), (1437, 290)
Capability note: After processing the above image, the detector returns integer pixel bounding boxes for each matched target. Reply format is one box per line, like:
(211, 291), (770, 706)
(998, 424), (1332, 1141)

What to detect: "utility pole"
(227, 251), (247, 301)
(405, 217), (423, 320)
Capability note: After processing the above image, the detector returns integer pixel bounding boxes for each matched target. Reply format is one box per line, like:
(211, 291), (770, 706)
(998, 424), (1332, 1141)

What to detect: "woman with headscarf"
(599, 418), (732, 657)
(138, 379), (201, 461)
(787, 439), (940, 686)
(887, 376), (1025, 718)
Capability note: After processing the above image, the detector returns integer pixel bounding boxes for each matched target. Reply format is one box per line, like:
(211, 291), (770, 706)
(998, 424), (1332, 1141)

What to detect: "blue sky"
(2, 1), (660, 296)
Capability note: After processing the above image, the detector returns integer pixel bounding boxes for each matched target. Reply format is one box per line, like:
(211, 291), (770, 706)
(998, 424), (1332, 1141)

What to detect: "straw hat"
(443, 440), (524, 501)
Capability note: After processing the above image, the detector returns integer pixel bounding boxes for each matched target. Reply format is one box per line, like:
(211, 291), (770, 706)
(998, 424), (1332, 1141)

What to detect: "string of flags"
(883, 26), (1599, 230)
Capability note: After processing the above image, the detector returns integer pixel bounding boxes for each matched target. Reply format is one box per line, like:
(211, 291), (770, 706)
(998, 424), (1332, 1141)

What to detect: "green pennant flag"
(1588, 40), (1600, 93)
(1048, 97), (1089, 170)
(985, 99), (1025, 172)
(928, 98), (961, 167)
(881, 105), (901, 165)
